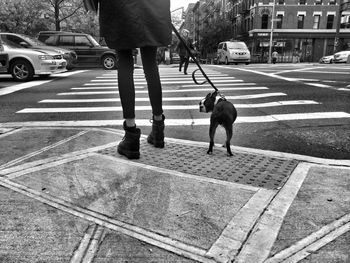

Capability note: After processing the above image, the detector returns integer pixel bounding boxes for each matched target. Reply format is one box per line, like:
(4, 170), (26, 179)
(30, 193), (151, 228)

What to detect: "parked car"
(217, 41), (250, 65)
(0, 38), (67, 81)
(319, 54), (334, 64)
(333, 50), (350, 63)
(37, 31), (117, 69)
(0, 32), (77, 70)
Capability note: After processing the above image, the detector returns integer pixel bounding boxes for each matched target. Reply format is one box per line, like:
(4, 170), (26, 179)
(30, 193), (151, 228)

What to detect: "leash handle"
(171, 24), (218, 92)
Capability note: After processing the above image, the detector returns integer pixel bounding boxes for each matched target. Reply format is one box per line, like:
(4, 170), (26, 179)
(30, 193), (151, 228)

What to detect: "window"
(75, 36), (91, 46)
(315, 0), (322, 4)
(262, 14), (269, 29)
(276, 14), (283, 28)
(299, 0), (306, 4)
(329, 0), (336, 5)
(313, 15), (321, 29)
(58, 35), (74, 45)
(298, 15), (305, 28)
(278, 0), (284, 4)
(327, 15), (334, 29)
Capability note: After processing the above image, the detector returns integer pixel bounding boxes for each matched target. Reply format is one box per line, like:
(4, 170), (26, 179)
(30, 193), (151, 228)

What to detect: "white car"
(0, 38), (67, 81)
(333, 50), (350, 63)
(319, 55), (334, 64)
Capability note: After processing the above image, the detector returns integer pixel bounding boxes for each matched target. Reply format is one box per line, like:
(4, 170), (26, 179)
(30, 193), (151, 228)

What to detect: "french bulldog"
(199, 91), (237, 156)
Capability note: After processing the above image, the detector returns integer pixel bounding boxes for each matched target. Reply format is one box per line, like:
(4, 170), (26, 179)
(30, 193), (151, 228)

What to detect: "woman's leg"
(140, 46), (163, 119)
(184, 56), (189, 74)
(141, 46), (165, 148)
(117, 49), (135, 126)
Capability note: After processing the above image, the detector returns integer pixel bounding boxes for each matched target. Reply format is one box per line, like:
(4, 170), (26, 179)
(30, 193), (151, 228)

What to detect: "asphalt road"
(0, 63), (349, 159)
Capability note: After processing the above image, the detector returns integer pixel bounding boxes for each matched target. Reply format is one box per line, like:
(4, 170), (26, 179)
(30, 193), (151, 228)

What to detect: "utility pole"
(268, 0), (276, 63)
(334, 0), (343, 53)
(334, 0), (350, 53)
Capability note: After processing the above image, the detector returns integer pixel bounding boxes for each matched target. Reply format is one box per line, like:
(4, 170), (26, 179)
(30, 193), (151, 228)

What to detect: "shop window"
(315, 0), (322, 4)
(297, 15), (305, 29)
(327, 15), (334, 29)
(313, 15), (320, 29)
(299, 0), (306, 4)
(261, 14), (269, 29)
(276, 14), (283, 28)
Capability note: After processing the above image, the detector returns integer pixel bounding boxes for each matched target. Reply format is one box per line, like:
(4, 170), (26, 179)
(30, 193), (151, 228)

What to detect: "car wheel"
(245, 62), (250, 65)
(102, 55), (116, 70)
(10, 59), (34, 82)
(225, 57), (229, 65)
(330, 59), (333, 64)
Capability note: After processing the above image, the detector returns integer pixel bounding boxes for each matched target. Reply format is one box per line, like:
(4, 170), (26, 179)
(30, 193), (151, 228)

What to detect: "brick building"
(188, 0), (350, 62)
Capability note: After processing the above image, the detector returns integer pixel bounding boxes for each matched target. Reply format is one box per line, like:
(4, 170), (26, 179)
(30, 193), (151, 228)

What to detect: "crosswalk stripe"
(57, 92), (286, 99)
(71, 86), (267, 91)
(17, 100), (319, 113)
(39, 99), (318, 106)
(7, 112), (350, 127)
(89, 79), (243, 85)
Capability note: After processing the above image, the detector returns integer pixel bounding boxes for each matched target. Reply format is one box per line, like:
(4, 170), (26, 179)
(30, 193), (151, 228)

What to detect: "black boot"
(147, 115), (165, 148)
(117, 121), (141, 159)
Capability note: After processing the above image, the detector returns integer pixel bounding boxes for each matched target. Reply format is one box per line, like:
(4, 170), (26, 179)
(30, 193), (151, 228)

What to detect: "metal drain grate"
(100, 139), (299, 190)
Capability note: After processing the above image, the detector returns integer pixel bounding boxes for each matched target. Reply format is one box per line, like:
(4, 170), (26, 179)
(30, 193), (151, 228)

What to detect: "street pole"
(268, 0), (276, 63)
(334, 0), (343, 54)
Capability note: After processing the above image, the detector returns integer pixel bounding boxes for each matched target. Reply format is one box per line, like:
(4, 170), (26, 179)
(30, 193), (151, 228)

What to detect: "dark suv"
(38, 31), (117, 70)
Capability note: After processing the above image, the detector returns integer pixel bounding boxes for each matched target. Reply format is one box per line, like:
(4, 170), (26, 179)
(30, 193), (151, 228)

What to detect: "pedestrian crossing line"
(57, 92), (286, 99)
(39, 99), (318, 107)
(9, 112), (350, 126)
(92, 76), (237, 81)
(89, 79), (243, 85)
(18, 101), (320, 113)
(98, 74), (229, 78)
(71, 86), (268, 91)
(181, 83), (257, 87)
(75, 86), (146, 90)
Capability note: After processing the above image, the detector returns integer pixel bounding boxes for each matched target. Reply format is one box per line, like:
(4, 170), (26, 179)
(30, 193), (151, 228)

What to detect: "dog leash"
(171, 24), (225, 98)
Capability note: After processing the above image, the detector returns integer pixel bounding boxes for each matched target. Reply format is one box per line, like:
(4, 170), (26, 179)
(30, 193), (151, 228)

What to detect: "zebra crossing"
(16, 66), (350, 126)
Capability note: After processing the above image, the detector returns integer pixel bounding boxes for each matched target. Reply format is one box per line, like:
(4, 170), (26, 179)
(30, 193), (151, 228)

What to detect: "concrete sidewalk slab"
(0, 127), (349, 262)
(265, 165), (350, 263)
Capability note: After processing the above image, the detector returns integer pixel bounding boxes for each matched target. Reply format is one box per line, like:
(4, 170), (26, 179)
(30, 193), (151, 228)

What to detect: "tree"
(0, 0), (48, 35)
(0, 0), (99, 37)
(43, 0), (85, 31)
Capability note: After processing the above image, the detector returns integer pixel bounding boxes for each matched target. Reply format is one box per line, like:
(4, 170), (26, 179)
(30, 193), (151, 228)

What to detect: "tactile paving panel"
(100, 139), (299, 190)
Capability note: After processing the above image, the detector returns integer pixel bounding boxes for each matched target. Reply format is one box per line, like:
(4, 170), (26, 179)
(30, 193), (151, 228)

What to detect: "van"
(217, 41), (250, 65)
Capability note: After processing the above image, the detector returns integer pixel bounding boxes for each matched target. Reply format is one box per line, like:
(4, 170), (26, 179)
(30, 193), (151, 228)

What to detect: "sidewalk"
(0, 127), (349, 263)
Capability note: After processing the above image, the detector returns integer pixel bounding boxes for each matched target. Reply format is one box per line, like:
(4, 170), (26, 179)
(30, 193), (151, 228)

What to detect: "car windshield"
(18, 34), (46, 46)
(227, 42), (247, 49)
(0, 36), (23, 48)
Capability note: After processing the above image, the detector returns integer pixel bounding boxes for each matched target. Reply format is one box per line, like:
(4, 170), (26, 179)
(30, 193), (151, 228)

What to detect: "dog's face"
(199, 91), (218, 113)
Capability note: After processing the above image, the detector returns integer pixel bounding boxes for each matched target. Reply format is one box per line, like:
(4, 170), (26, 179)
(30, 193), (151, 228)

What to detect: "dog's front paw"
(207, 149), (213, 155)
(227, 152), (233, 157)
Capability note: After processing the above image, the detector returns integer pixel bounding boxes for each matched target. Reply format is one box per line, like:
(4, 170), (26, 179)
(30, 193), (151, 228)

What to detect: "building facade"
(188, 0), (350, 62)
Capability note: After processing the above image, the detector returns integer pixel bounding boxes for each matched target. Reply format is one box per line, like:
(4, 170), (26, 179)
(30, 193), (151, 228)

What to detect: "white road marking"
(89, 79), (244, 85)
(39, 98), (318, 107)
(71, 85), (265, 90)
(0, 70), (88, 97)
(13, 112), (350, 124)
(58, 90), (284, 97)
